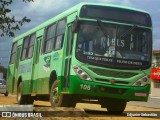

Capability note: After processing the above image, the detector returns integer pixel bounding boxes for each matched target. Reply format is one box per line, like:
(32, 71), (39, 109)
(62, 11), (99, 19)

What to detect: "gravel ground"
(0, 94), (159, 120)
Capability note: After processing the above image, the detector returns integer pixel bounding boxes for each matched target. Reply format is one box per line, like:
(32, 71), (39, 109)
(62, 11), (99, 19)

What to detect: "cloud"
(1, 0), (160, 58)
(97, 0), (117, 3)
(97, 0), (133, 6)
(153, 38), (160, 50)
(9, 0), (74, 33)
(26, 0), (70, 15)
(10, 0), (72, 24)
(0, 39), (11, 67)
(121, 0), (133, 6)
(0, 40), (12, 51)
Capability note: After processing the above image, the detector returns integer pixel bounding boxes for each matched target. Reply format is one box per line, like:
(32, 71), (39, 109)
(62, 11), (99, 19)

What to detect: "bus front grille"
(95, 78), (129, 85)
(95, 78), (110, 83)
(89, 67), (138, 78)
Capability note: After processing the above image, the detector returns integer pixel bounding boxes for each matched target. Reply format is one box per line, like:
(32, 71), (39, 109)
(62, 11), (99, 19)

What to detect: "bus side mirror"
(72, 16), (79, 33)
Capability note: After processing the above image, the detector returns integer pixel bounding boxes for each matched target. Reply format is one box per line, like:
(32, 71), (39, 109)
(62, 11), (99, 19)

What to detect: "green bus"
(7, 3), (152, 113)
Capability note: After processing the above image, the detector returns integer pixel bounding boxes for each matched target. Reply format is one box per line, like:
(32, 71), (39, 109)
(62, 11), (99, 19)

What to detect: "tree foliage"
(0, 0), (34, 37)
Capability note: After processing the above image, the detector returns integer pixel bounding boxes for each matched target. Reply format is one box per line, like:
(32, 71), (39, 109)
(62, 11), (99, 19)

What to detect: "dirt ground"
(0, 94), (160, 120)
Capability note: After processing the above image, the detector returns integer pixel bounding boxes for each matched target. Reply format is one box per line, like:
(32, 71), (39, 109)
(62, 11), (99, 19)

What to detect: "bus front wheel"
(17, 82), (34, 105)
(100, 98), (127, 114)
(50, 80), (76, 107)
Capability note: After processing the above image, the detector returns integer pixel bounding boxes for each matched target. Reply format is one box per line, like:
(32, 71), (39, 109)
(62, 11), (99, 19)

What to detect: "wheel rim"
(17, 84), (22, 102)
(52, 87), (60, 104)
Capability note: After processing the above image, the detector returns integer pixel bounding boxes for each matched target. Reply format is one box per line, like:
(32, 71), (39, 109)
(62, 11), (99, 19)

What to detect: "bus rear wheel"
(50, 80), (76, 107)
(4, 91), (8, 96)
(17, 82), (34, 105)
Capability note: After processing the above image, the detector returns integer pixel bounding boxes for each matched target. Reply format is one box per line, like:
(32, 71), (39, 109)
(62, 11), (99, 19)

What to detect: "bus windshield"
(75, 21), (152, 69)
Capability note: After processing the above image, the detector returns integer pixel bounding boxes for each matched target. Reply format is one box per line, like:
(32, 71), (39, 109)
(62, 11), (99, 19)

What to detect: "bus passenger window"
(54, 35), (63, 50)
(28, 34), (36, 58)
(54, 19), (66, 50)
(43, 24), (56, 53)
(21, 36), (30, 60)
(21, 33), (36, 60)
(10, 42), (17, 64)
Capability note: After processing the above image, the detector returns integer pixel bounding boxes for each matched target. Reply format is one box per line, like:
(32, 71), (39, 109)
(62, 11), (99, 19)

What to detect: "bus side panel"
(18, 59), (32, 94)
(31, 29), (44, 94)
(7, 65), (14, 93)
(7, 40), (22, 94)
(22, 80), (31, 94)
(36, 49), (64, 95)
(36, 53), (52, 94)
(51, 50), (64, 88)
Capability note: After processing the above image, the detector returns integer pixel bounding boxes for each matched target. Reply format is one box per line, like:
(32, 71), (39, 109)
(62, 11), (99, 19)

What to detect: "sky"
(0, 0), (160, 68)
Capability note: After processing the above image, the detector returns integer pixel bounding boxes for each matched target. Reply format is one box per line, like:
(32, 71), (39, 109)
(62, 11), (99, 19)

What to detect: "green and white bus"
(7, 3), (152, 113)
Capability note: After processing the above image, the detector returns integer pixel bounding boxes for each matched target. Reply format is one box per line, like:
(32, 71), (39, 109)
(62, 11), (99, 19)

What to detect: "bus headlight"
(132, 76), (149, 86)
(73, 66), (92, 81)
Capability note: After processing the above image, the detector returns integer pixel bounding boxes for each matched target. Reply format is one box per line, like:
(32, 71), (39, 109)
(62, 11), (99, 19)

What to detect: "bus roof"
(13, 2), (149, 42)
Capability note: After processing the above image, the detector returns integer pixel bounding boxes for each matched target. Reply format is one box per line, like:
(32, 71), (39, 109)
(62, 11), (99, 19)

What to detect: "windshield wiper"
(96, 19), (108, 39)
(120, 25), (137, 38)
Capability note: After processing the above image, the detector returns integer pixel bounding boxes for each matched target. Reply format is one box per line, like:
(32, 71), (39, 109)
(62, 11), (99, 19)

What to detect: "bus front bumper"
(68, 76), (150, 101)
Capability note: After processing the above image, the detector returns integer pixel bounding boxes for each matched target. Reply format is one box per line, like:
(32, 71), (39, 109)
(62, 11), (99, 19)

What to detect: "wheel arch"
(17, 76), (22, 91)
(49, 70), (58, 92)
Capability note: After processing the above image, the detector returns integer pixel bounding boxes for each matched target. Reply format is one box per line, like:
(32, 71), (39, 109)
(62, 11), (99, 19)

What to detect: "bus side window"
(43, 24), (56, 53)
(10, 42), (17, 64)
(21, 36), (30, 60)
(21, 33), (36, 60)
(28, 34), (36, 58)
(54, 19), (66, 50)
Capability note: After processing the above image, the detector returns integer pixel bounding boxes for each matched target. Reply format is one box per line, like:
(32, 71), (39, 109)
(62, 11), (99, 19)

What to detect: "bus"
(7, 3), (152, 114)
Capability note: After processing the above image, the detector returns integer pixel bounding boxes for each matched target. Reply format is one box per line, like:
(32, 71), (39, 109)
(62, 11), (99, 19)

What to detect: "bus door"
(31, 36), (42, 94)
(63, 24), (73, 89)
(13, 46), (21, 93)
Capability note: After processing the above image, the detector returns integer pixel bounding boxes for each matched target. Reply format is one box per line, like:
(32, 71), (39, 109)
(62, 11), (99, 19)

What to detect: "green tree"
(0, 0), (33, 37)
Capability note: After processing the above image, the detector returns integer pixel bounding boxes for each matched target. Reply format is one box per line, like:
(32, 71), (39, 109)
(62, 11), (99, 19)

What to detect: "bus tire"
(26, 96), (34, 104)
(100, 99), (127, 114)
(17, 82), (34, 105)
(50, 80), (76, 107)
(4, 91), (8, 96)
